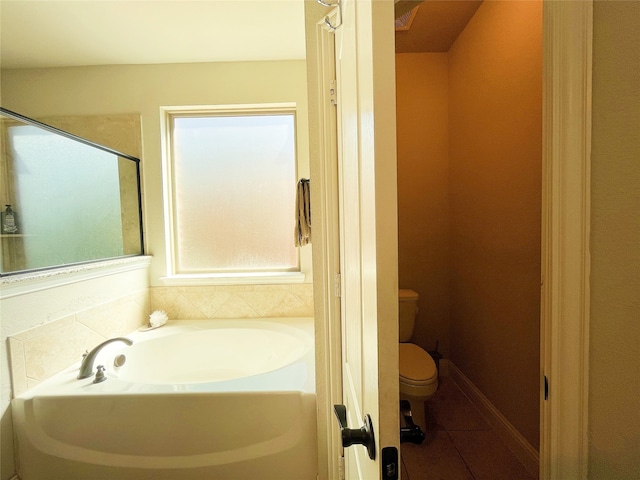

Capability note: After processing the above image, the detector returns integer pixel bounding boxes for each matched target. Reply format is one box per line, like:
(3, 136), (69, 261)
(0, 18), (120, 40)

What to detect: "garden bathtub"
(11, 318), (317, 480)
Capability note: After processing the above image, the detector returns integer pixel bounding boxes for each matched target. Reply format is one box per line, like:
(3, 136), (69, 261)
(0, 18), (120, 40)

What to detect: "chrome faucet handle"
(93, 365), (107, 384)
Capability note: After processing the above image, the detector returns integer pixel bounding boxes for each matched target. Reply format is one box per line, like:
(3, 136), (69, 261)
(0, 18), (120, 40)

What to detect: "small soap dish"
(138, 324), (163, 332)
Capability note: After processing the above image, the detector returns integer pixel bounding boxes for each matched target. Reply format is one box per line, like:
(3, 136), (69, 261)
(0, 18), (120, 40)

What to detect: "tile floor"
(401, 377), (536, 480)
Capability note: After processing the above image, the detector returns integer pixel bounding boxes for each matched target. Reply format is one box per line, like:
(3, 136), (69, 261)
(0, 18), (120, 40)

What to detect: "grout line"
(444, 427), (492, 431)
(446, 430), (477, 480)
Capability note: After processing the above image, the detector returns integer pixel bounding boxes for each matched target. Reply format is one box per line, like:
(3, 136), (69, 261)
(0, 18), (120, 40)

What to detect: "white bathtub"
(11, 318), (317, 480)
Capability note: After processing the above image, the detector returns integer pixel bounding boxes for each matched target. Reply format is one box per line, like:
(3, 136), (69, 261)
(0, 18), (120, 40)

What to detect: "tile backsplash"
(8, 289), (150, 396)
(150, 284), (314, 320)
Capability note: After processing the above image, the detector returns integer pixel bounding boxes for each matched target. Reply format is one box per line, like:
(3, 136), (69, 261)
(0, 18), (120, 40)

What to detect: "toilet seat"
(399, 343), (438, 386)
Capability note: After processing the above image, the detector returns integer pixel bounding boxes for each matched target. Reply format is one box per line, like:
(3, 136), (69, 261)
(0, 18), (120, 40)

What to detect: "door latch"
(333, 404), (376, 460)
(381, 446), (398, 480)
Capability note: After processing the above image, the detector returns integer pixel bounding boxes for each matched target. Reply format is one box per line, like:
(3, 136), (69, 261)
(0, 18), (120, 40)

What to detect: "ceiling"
(0, 1), (307, 69)
(1, 0), (481, 70)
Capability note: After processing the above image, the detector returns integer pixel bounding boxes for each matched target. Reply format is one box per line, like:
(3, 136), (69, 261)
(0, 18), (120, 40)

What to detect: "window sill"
(159, 271), (306, 286)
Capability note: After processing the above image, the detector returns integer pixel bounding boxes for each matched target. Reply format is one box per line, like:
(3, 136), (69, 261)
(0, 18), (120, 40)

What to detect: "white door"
(332, 1), (400, 479)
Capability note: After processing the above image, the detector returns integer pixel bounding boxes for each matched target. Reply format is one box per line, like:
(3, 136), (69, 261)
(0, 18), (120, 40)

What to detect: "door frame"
(540, 1), (592, 478)
(308, 1), (592, 479)
(308, 5), (344, 480)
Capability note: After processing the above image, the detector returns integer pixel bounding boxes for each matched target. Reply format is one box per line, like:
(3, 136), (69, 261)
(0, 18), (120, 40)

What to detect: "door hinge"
(335, 273), (341, 297)
(329, 79), (337, 107)
(544, 375), (549, 400)
(339, 454), (345, 480)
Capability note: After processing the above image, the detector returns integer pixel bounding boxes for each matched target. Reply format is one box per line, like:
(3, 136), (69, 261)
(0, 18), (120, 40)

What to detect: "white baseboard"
(448, 361), (539, 478)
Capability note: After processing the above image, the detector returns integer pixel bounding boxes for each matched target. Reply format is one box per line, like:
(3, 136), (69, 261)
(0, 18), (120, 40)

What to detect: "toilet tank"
(399, 289), (419, 342)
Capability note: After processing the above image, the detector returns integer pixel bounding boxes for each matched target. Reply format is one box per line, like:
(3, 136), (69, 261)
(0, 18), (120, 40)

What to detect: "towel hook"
(325, 16), (337, 32)
(317, 0), (339, 7)
(317, 0), (342, 31)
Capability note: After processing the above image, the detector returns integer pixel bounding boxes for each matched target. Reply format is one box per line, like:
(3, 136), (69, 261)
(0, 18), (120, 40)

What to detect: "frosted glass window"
(8, 125), (124, 270)
(170, 112), (298, 273)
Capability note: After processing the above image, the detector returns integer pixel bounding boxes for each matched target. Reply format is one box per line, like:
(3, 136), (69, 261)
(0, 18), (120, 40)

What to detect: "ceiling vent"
(395, 5), (420, 31)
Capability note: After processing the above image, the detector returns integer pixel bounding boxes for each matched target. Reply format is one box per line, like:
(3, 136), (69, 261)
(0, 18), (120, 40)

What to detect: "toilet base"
(400, 393), (429, 432)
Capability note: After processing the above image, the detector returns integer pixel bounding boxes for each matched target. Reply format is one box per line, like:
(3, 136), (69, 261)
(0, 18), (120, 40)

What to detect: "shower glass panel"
(0, 108), (144, 275)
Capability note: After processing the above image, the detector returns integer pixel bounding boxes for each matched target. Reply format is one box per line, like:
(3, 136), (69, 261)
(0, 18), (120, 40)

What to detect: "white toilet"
(399, 289), (438, 431)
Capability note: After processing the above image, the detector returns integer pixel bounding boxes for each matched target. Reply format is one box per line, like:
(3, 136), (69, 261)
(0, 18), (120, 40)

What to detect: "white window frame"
(159, 103), (306, 285)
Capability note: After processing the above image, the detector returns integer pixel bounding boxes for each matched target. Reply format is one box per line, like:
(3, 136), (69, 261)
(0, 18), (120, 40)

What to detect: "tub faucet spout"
(77, 337), (133, 379)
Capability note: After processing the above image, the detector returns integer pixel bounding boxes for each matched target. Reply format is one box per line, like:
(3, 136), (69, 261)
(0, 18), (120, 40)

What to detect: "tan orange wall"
(448, 0), (542, 449)
(396, 0), (542, 450)
(396, 53), (450, 357)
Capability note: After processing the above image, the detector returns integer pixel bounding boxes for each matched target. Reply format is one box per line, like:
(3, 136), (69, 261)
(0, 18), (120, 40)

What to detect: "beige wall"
(589, 2), (640, 478)
(1, 60), (311, 285)
(396, 0), (542, 450)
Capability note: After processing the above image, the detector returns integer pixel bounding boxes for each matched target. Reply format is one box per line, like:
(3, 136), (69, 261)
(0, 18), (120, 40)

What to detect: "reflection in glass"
(0, 108), (143, 275)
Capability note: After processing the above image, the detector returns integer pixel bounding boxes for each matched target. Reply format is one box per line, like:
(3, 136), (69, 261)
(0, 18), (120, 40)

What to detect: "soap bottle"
(2, 205), (18, 234)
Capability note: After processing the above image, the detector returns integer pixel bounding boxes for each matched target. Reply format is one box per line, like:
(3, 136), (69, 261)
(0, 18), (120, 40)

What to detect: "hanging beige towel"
(295, 178), (312, 246)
